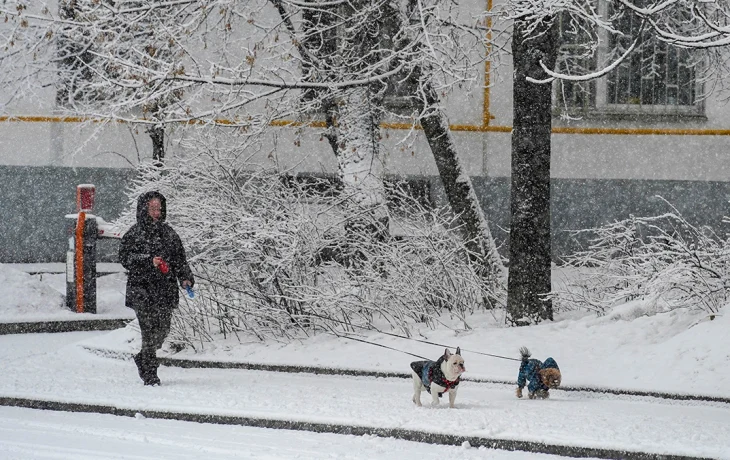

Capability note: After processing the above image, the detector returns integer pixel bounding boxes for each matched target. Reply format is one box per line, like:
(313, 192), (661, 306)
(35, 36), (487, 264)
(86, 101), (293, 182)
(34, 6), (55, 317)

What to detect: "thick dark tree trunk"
(419, 81), (505, 301)
(507, 18), (560, 325)
(148, 124), (165, 167)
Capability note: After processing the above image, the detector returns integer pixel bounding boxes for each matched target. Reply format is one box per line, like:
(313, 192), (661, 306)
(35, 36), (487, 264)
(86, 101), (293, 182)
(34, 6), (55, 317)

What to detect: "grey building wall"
(434, 177), (730, 261)
(0, 165), (136, 263)
(0, 165), (728, 263)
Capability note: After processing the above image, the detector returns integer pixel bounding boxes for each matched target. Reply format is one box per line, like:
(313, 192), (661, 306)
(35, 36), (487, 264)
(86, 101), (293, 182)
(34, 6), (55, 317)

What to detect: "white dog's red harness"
(429, 367), (460, 392)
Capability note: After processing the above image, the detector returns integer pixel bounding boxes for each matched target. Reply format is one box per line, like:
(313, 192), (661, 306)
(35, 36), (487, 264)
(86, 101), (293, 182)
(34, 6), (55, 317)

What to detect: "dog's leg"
(411, 373), (423, 407)
(430, 383), (444, 406)
(448, 389), (457, 408)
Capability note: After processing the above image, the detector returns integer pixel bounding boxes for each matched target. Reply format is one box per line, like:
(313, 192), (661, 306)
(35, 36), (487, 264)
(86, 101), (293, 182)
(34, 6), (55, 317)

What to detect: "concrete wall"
(463, 176), (730, 260)
(1, 163), (727, 263)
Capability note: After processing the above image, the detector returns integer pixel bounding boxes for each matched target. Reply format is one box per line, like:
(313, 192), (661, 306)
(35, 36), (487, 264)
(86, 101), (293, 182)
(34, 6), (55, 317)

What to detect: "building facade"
(1, 1), (728, 263)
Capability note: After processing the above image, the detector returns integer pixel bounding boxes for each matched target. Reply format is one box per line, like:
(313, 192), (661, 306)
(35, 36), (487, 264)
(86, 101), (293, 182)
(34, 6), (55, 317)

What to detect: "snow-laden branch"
(282, 0), (350, 7)
(647, 14), (730, 49)
(168, 61), (408, 89)
(1, 0), (487, 131)
(614, 0), (679, 17)
(102, 0), (200, 15)
(527, 30), (642, 83)
(554, 197), (730, 316)
(116, 148), (500, 345)
(615, 0), (730, 48)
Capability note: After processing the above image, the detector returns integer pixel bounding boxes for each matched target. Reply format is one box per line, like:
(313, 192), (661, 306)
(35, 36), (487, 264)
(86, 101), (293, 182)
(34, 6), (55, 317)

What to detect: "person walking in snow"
(515, 347), (561, 399)
(119, 191), (194, 386)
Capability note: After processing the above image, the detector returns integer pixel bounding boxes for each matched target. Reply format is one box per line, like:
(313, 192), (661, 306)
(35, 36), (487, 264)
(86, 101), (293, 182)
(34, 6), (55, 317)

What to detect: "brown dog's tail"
(519, 347), (531, 362)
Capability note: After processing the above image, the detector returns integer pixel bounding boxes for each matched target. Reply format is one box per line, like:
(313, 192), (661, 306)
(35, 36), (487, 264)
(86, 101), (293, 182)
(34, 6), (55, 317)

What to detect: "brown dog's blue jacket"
(518, 357), (559, 393)
(411, 357), (461, 396)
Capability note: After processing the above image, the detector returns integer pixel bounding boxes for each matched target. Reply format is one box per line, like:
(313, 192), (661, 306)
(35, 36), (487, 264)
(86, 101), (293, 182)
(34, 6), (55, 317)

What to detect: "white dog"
(410, 348), (466, 408)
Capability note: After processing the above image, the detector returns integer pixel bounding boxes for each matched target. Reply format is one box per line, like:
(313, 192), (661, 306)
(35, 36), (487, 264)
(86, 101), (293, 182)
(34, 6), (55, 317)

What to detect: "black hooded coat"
(119, 191), (194, 311)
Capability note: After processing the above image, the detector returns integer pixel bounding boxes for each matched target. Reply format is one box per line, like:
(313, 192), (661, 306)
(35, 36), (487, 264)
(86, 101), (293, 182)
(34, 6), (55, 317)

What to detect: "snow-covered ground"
(1, 263), (729, 459)
(0, 263), (133, 322)
(0, 403), (571, 460)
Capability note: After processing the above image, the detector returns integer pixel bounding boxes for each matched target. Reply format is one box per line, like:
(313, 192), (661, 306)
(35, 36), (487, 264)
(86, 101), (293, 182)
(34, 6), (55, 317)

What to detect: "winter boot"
(144, 375), (161, 386)
(144, 366), (161, 386)
(135, 351), (160, 385)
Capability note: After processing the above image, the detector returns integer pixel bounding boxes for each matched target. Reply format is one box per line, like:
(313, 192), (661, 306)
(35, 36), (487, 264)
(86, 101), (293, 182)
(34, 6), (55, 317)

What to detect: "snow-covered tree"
(484, 0), (730, 325)
(270, 0), (505, 291)
(0, 1), (494, 228)
(553, 197), (730, 316)
(112, 132), (499, 345)
(0, 1), (506, 329)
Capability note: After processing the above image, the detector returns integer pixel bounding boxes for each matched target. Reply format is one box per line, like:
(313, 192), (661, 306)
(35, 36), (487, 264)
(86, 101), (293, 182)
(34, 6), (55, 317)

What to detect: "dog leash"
(306, 311), (521, 362)
(186, 275), (520, 362)
(333, 333), (430, 360)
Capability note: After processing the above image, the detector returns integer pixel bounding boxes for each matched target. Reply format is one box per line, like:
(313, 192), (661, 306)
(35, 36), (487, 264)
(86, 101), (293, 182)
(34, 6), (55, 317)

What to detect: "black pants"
(134, 307), (173, 381)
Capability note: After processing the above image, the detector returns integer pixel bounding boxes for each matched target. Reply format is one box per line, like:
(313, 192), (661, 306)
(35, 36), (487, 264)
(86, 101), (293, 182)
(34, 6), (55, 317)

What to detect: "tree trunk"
(337, 86), (389, 241)
(419, 82), (505, 301)
(148, 123), (165, 167)
(146, 103), (166, 167)
(392, 2), (505, 302)
(274, 1), (389, 267)
(507, 18), (560, 325)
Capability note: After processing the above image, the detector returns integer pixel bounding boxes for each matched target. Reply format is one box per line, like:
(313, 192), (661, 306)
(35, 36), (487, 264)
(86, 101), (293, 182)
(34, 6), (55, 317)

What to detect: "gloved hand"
(153, 256), (169, 274)
(516, 387), (523, 398)
(158, 259), (169, 274)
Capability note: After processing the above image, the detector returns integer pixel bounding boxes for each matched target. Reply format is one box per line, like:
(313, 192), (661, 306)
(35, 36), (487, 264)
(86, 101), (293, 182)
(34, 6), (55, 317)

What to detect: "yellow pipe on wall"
(2, 114), (728, 135)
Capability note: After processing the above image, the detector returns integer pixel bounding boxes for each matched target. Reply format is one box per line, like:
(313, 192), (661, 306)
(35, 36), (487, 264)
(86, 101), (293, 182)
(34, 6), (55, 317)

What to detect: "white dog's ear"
(444, 348), (451, 357)
(456, 347), (461, 355)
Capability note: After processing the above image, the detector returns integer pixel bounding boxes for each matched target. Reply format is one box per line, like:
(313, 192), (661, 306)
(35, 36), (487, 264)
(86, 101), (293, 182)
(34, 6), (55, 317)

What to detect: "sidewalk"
(3, 262), (730, 459)
(0, 331), (728, 460)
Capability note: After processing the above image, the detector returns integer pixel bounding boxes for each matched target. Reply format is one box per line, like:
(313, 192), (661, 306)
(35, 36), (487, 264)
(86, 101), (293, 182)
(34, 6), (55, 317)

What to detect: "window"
(553, 12), (597, 117)
(554, 4), (704, 120)
(379, 11), (418, 114)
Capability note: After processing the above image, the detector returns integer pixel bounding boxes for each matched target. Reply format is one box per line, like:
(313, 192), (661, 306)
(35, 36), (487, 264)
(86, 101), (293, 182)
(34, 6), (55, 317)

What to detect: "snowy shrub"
(553, 198), (730, 316)
(116, 137), (500, 350)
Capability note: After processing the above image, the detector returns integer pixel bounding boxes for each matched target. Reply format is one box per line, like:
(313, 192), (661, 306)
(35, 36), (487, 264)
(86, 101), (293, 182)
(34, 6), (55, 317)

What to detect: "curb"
(0, 319), (130, 335)
(0, 395), (714, 460)
(83, 346), (730, 405)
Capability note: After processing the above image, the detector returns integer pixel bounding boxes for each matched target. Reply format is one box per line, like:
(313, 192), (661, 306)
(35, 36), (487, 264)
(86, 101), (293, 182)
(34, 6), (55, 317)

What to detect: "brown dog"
(516, 347), (561, 399)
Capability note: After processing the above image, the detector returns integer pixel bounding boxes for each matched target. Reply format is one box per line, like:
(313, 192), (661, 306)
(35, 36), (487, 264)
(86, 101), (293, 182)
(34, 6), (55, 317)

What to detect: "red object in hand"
(158, 259), (169, 274)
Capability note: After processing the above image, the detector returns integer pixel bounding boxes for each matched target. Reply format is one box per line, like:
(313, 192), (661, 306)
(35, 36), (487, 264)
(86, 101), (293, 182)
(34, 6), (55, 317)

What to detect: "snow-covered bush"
(553, 198), (730, 316)
(115, 136), (500, 350)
